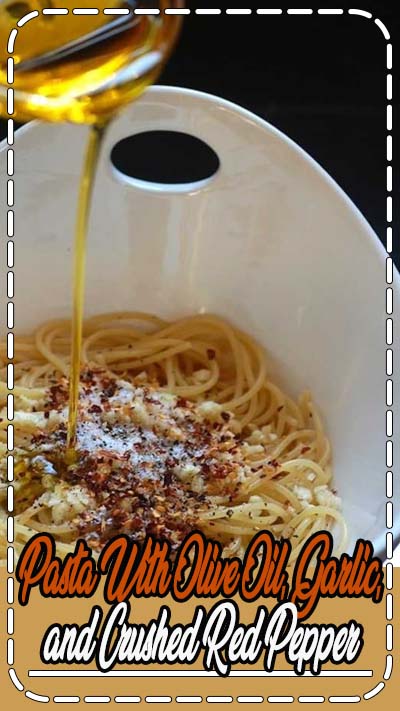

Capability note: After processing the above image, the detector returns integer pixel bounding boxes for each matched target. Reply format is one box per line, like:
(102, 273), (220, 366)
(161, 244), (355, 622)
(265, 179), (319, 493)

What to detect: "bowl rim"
(146, 86), (399, 562)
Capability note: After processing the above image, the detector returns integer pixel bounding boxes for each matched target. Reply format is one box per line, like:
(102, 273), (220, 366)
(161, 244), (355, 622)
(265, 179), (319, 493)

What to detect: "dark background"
(159, 2), (398, 264)
(2, 3), (398, 264)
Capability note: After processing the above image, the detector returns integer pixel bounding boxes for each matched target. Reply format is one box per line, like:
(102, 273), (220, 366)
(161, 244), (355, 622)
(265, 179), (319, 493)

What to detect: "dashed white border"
(5, 6), (394, 705)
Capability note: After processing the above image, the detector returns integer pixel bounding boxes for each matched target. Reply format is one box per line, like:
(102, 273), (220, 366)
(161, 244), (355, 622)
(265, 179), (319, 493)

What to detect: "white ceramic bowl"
(2, 85), (398, 558)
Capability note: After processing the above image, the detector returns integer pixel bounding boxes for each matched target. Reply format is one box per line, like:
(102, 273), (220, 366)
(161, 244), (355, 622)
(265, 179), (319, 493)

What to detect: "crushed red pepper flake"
(28, 368), (241, 550)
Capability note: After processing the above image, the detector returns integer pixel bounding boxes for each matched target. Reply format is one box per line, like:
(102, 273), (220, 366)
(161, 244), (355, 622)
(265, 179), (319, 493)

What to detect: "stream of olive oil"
(66, 123), (106, 452)
(0, 3), (182, 454)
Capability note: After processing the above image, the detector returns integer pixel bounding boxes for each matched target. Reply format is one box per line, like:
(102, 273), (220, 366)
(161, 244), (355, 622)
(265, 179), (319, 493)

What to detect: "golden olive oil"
(0, 1), (181, 124)
(67, 124), (105, 450)
(0, 0), (183, 449)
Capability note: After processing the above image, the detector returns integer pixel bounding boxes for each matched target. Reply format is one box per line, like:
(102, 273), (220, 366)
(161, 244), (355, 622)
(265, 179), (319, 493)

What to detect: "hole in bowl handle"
(109, 130), (220, 194)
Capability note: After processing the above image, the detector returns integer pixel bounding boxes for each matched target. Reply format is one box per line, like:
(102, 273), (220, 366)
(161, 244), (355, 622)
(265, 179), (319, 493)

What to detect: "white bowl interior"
(2, 85), (398, 557)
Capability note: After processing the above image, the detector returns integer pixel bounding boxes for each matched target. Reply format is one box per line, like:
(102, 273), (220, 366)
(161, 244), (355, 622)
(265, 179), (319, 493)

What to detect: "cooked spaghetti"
(0, 312), (346, 562)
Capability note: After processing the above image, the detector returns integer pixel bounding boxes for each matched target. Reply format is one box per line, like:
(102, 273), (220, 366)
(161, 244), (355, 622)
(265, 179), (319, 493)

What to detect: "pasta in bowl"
(1, 85), (395, 560)
(0, 312), (344, 561)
